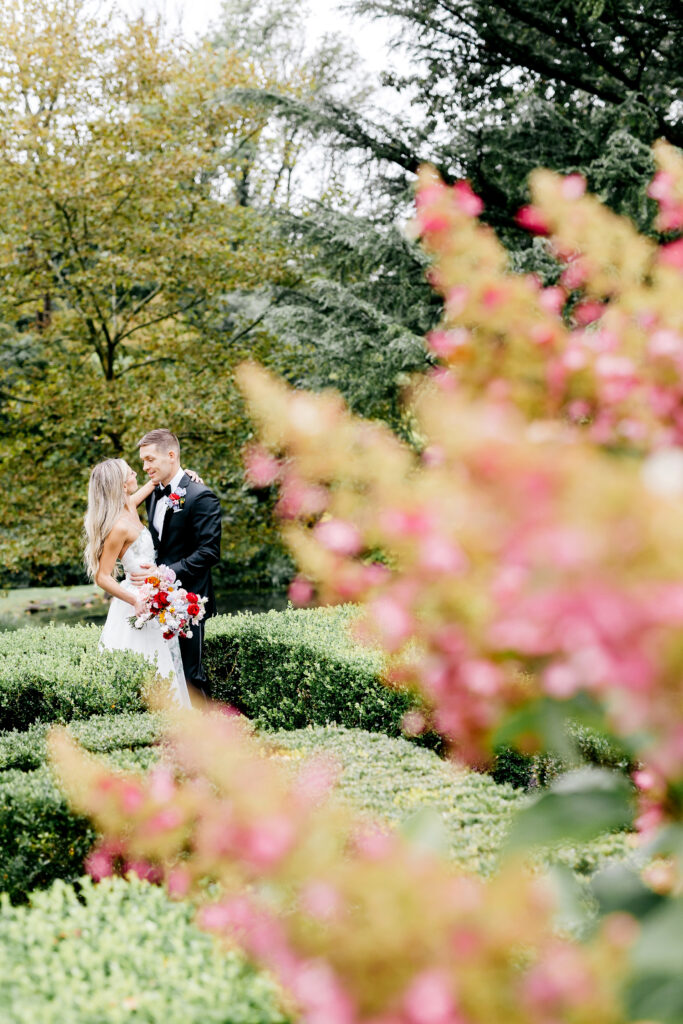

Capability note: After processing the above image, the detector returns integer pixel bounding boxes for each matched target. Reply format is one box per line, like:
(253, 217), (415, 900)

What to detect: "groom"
(131, 428), (222, 699)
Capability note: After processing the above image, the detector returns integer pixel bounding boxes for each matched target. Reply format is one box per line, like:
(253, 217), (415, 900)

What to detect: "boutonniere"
(167, 486), (186, 512)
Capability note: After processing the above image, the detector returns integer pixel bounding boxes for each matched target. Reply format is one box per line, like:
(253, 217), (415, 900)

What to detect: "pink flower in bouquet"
(129, 565), (207, 640)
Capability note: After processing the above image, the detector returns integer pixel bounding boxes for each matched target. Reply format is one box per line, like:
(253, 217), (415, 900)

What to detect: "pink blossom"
(244, 444), (281, 487)
(380, 508), (434, 538)
(421, 445), (446, 467)
(143, 807), (184, 836)
(530, 324), (555, 345)
(418, 213), (450, 235)
(362, 562), (391, 588)
(560, 258), (589, 290)
(633, 769), (656, 792)
(301, 880), (342, 921)
(167, 867), (191, 897)
(543, 662), (582, 699)
(403, 969), (460, 1024)
(85, 845), (115, 881)
(648, 329), (682, 358)
(647, 170), (674, 201)
(568, 399), (591, 422)
(452, 180), (484, 217)
(352, 825), (396, 861)
(446, 286), (469, 315)
(658, 238), (683, 270)
(461, 659), (501, 697)
(515, 205), (549, 235)
(289, 576), (314, 607)
(148, 766), (176, 802)
(481, 286), (505, 310)
(418, 536), (468, 574)
(199, 900), (236, 931)
(314, 518), (363, 556)
(292, 960), (356, 1024)
(126, 859), (163, 883)
(538, 286), (565, 316)
(401, 710), (427, 736)
(293, 755), (339, 808)
(427, 329), (469, 359)
(119, 782), (144, 814)
(369, 595), (414, 651)
(277, 476), (328, 519)
(658, 205), (683, 232)
(243, 815), (295, 870)
(574, 300), (604, 326)
(522, 945), (594, 1012)
(561, 174), (587, 200)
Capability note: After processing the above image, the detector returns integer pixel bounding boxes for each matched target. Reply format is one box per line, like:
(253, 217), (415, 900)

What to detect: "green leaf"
(631, 896), (683, 975)
(590, 863), (664, 920)
(505, 768), (633, 850)
(399, 806), (450, 858)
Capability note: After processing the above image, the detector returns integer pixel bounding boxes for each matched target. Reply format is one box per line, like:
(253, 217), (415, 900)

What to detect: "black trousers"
(179, 619), (209, 698)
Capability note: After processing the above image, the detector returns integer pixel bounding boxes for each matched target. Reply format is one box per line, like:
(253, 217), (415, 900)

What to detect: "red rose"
(156, 592), (170, 608)
(170, 493), (180, 501)
(163, 630), (174, 640)
(186, 592), (198, 602)
(187, 603), (200, 617)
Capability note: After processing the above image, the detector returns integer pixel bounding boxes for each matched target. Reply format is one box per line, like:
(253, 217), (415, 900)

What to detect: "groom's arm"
(166, 490), (222, 583)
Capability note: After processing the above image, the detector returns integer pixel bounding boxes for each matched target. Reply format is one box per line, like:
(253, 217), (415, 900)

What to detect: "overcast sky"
(112, 0), (400, 77)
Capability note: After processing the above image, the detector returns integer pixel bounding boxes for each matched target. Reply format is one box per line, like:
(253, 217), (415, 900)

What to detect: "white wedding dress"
(99, 527), (191, 708)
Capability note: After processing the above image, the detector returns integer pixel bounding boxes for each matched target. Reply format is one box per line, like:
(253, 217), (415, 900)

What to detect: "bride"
(84, 457), (191, 708)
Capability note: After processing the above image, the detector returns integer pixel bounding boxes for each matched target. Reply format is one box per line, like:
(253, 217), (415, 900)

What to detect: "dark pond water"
(0, 589), (289, 631)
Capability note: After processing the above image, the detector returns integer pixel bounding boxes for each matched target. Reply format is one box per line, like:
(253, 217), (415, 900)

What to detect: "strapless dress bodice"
(121, 527), (156, 579)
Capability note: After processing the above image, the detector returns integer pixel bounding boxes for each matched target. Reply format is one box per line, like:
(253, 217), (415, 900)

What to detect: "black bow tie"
(157, 484), (172, 497)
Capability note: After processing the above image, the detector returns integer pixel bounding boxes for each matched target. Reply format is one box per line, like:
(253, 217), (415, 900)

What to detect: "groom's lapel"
(148, 492), (161, 550)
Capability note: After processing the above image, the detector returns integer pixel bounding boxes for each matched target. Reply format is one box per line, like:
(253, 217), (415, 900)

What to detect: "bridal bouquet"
(129, 565), (207, 640)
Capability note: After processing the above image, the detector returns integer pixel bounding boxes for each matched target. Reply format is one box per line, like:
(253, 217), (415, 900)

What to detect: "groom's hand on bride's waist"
(129, 563), (157, 587)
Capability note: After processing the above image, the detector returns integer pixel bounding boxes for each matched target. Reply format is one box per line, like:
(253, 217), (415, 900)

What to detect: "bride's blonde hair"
(83, 458), (128, 580)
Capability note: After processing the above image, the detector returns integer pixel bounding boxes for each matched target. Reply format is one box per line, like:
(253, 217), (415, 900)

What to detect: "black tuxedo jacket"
(146, 474), (222, 617)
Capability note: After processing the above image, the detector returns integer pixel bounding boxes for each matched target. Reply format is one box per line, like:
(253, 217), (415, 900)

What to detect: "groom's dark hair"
(137, 428), (180, 454)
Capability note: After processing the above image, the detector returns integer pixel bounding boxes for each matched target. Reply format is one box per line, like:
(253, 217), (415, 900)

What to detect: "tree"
(259, 0), (682, 236)
(0, 0), (294, 579)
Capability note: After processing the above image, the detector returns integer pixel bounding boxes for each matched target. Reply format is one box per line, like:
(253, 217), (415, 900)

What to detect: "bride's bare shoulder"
(105, 516), (135, 547)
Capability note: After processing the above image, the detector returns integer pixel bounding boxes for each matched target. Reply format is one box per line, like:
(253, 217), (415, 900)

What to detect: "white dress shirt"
(153, 467), (185, 539)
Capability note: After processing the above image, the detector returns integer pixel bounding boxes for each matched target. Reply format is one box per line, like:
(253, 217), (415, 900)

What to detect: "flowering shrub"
(416, 141), (683, 453)
(52, 146), (683, 1023)
(51, 710), (629, 1024)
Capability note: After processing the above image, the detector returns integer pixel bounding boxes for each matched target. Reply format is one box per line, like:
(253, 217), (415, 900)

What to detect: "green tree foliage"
(0, 0), (297, 581)
(267, 0), (683, 234)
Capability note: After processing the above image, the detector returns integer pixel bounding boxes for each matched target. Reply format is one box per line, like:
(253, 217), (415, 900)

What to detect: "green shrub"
(204, 606), (432, 740)
(0, 875), (288, 1023)
(0, 625), (154, 731)
(493, 723), (638, 790)
(269, 726), (633, 878)
(0, 711), (162, 772)
(0, 739), (159, 903)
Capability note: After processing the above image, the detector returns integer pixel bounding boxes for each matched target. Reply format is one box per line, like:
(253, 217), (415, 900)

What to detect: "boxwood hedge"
(1, 714), (632, 904)
(0, 715), (161, 903)
(0, 624), (154, 731)
(0, 875), (288, 1023)
(204, 606), (426, 739)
